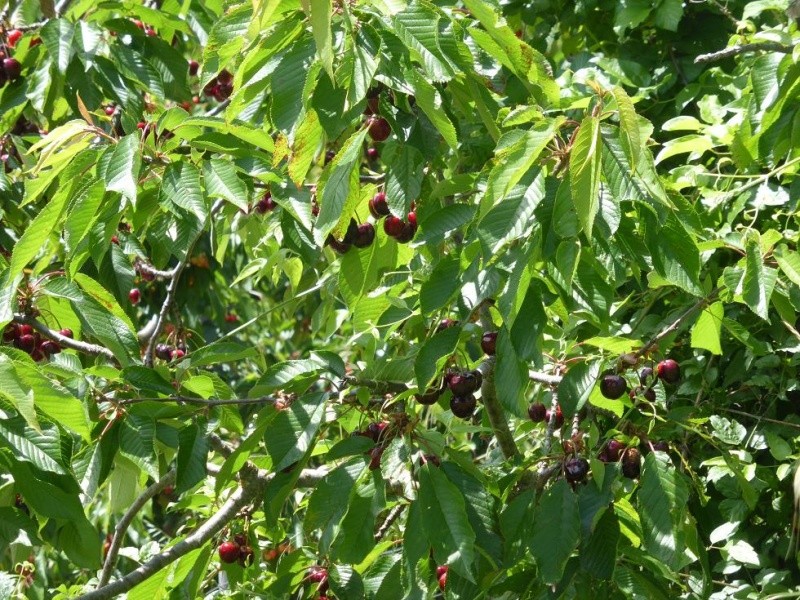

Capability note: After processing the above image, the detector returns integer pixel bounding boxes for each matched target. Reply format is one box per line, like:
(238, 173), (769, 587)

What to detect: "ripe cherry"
(369, 445), (384, 470)
(605, 439), (626, 461)
(325, 234), (351, 255)
(450, 394), (476, 418)
(447, 371), (480, 396)
(366, 421), (387, 443)
(599, 373), (627, 399)
(218, 541), (241, 563)
(528, 402), (547, 422)
(437, 565), (448, 590)
(383, 216), (405, 237)
(367, 116), (391, 142)
(104, 105), (116, 116)
(481, 331), (497, 355)
(238, 545), (255, 566)
(621, 447), (641, 479)
(155, 344), (173, 360)
(436, 319), (458, 332)
(188, 60), (199, 76)
(394, 222), (416, 243)
(353, 223), (376, 248)
(564, 457), (590, 484)
(368, 192), (390, 218)
(40, 340), (61, 356)
(656, 359), (680, 384)
(366, 147), (379, 161)
(128, 288), (141, 305)
(639, 367), (655, 385)
(255, 192), (276, 214)
(16, 334), (35, 353)
(2, 58), (21, 80)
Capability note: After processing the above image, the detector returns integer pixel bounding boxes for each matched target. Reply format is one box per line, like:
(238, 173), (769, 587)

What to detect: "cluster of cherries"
(416, 368), (484, 419)
(3, 323), (70, 361)
(202, 69), (233, 102)
(599, 358), (681, 402)
(354, 420), (390, 470)
(326, 218), (376, 254)
(155, 342), (186, 361)
(217, 535), (255, 567)
(369, 192), (417, 243)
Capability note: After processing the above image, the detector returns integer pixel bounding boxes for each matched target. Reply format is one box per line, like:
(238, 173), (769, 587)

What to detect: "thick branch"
(529, 369), (562, 386)
(13, 314), (116, 361)
(79, 481), (260, 600)
(695, 42), (795, 63)
(134, 258), (176, 280)
(98, 469), (176, 587)
(478, 357), (519, 460)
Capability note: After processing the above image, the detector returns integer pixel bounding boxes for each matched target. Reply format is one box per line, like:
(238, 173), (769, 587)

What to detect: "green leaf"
(647, 212), (702, 296)
(416, 204), (476, 243)
(308, 0), (333, 78)
(0, 418), (67, 475)
(41, 19), (75, 74)
(9, 189), (69, 278)
(558, 361), (601, 419)
(774, 244), (800, 287)
(529, 478), (581, 584)
(288, 108), (324, 188)
(160, 162), (207, 223)
(415, 326), (460, 390)
(270, 39), (316, 133)
(495, 327), (529, 417)
(385, 143), (425, 217)
(186, 341), (260, 368)
(418, 464), (476, 581)
(570, 116), (602, 237)
(203, 159), (248, 211)
(690, 301), (723, 355)
(743, 234), (777, 319)
(330, 472), (385, 563)
(263, 392), (326, 471)
(639, 452), (687, 570)
(581, 507), (619, 580)
(119, 416), (159, 480)
(314, 127), (370, 245)
(102, 135), (140, 205)
(176, 424), (209, 494)
(420, 256), (460, 314)
(485, 125), (558, 206)
(407, 69), (458, 150)
(611, 86), (641, 169)
(393, 3), (458, 82)
(305, 458), (365, 534)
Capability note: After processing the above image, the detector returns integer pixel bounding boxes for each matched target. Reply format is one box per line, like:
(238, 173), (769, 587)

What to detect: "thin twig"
(717, 407), (800, 430)
(143, 200), (224, 366)
(633, 290), (718, 359)
(13, 314), (116, 361)
(695, 42), (796, 64)
(118, 395), (277, 407)
(98, 469), (177, 588)
(375, 504), (405, 540)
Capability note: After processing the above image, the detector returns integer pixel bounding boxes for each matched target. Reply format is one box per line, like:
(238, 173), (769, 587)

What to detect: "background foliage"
(1, 0), (800, 598)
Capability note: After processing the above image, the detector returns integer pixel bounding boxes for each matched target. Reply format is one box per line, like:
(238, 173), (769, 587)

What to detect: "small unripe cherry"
(171, 348), (185, 360)
(7, 30), (23, 48)
(128, 288), (141, 305)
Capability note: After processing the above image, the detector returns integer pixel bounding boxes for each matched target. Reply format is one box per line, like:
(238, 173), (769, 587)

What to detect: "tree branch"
(633, 290), (717, 359)
(143, 200), (224, 366)
(478, 357), (519, 460)
(13, 314), (116, 361)
(695, 41), (796, 64)
(98, 469), (177, 588)
(119, 395), (277, 407)
(79, 481), (261, 600)
(529, 369), (562, 386)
